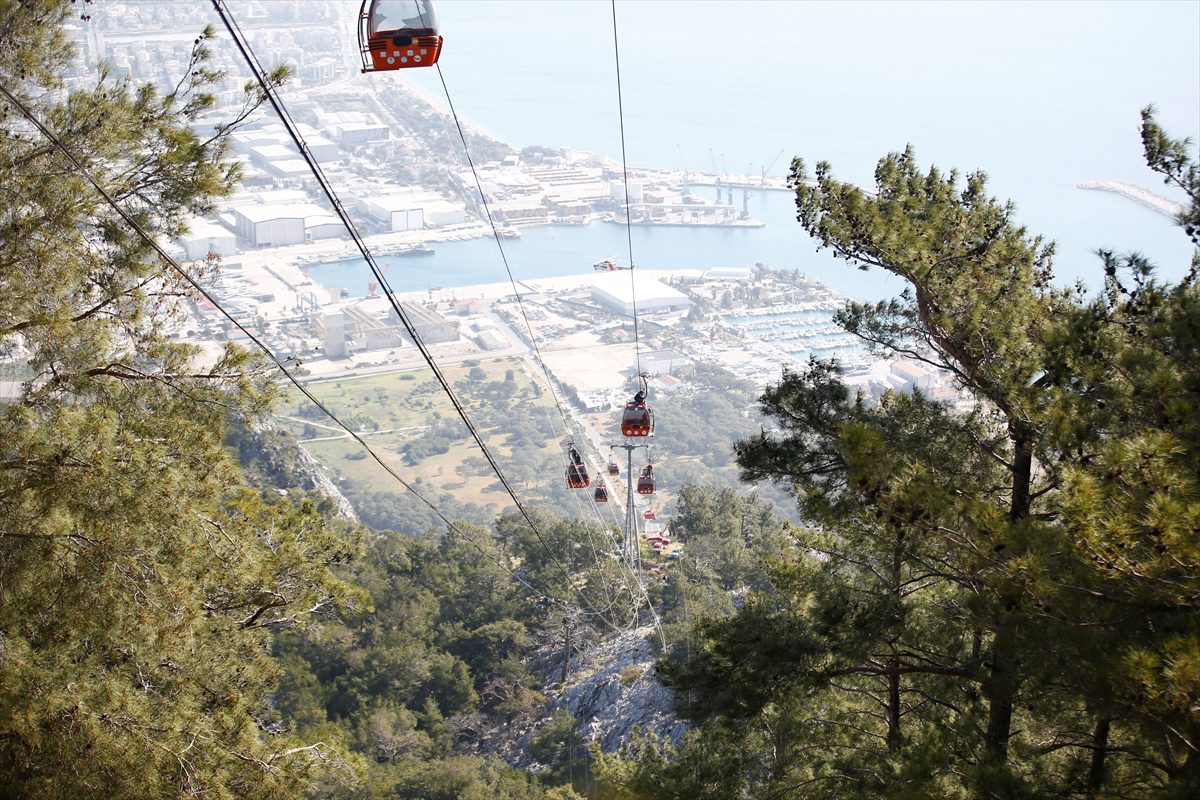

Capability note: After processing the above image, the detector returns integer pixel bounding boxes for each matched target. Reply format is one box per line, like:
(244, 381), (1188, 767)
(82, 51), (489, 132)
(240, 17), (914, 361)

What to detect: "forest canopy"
(594, 111), (1200, 800)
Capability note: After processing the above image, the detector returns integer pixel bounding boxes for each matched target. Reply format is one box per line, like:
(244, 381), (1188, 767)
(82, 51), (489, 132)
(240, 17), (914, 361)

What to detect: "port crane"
(761, 148), (785, 186)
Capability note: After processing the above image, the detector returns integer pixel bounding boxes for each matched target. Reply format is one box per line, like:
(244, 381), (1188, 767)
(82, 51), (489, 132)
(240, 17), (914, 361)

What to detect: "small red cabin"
(636, 465), (656, 495)
(621, 402), (653, 437)
(607, 462), (620, 477)
(567, 462), (590, 489)
(594, 480), (608, 503)
(643, 510), (656, 520)
(359, 0), (443, 72)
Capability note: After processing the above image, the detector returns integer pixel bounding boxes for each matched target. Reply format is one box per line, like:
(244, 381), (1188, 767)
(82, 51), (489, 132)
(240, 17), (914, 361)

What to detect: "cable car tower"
(609, 439), (651, 573)
(609, 373), (657, 574)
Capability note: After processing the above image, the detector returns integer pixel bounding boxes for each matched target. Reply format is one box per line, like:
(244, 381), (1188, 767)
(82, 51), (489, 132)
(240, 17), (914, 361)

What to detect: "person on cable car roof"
(622, 382), (653, 437)
(359, 0), (443, 72)
(566, 444), (590, 488)
(637, 464), (656, 495)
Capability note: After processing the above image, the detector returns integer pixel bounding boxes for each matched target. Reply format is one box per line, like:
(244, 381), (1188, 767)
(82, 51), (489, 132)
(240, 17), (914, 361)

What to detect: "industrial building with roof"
(589, 272), (693, 317)
(639, 349), (688, 376)
(232, 203), (343, 247)
(365, 190), (467, 232)
(178, 218), (238, 260)
(321, 300), (461, 358)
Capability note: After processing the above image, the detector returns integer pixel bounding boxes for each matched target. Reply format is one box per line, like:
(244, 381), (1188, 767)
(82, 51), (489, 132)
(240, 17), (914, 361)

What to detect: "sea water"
(312, 0), (1199, 302)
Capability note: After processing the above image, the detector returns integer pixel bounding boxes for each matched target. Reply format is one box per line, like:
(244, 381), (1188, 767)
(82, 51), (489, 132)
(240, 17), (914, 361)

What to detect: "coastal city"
(10, 2), (1199, 798)
(58, 2), (968, 518)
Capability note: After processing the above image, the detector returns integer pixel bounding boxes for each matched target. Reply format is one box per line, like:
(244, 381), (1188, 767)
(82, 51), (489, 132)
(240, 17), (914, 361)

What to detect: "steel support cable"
(609, 0), (668, 650)
(436, 21), (666, 645)
(0, 81), (587, 619)
(431, 61), (647, 624)
(610, 0), (642, 377)
(208, 1), (625, 631)
(431, 63), (585, 447)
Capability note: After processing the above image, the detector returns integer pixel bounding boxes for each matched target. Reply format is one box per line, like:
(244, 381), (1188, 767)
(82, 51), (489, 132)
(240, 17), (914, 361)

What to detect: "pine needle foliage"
(605, 112), (1200, 799)
(1, 3), (365, 797)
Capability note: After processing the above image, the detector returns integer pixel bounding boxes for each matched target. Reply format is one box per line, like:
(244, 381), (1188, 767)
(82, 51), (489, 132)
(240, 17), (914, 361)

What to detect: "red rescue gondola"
(621, 373), (653, 437)
(636, 464), (656, 495)
(594, 480), (608, 503)
(566, 443), (590, 489)
(359, 0), (443, 72)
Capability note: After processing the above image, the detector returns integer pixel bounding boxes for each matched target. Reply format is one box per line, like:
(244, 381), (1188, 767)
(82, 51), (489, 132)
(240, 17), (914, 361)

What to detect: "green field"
(277, 357), (567, 510)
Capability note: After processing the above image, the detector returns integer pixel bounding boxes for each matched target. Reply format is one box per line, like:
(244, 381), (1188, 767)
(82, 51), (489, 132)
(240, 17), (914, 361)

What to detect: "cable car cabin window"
(369, 0), (437, 36)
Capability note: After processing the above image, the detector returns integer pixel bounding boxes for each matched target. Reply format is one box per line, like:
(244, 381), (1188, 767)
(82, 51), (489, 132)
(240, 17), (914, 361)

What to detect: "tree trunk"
(1086, 716), (1111, 798)
(561, 621), (571, 683)
(982, 430), (1034, 763)
(887, 647), (902, 752)
(887, 528), (904, 752)
(1009, 432), (1033, 521)
(984, 612), (1018, 765)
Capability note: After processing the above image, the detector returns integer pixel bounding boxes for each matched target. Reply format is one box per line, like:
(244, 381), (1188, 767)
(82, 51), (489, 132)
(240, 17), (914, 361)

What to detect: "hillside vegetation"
(3, 4), (1198, 800)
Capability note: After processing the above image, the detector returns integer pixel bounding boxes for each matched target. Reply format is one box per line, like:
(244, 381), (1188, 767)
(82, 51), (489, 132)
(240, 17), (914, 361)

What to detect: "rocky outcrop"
(229, 419), (358, 521)
(553, 624), (687, 753)
(290, 439), (358, 521)
(475, 622), (687, 770)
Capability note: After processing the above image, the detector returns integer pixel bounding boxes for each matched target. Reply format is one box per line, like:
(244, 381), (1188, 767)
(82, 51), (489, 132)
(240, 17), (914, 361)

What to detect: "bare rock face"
(471, 623), (687, 771)
(553, 624), (687, 754)
(290, 440), (359, 521)
(231, 418), (358, 521)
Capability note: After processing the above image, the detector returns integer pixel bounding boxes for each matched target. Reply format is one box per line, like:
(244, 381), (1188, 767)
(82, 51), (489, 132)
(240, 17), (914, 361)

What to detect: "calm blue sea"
(315, 0), (1200, 302)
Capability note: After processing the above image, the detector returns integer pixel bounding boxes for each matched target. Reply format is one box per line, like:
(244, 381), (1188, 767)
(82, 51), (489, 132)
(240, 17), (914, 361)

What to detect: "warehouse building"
(366, 192), (467, 232)
(321, 300), (461, 358)
(590, 272), (693, 317)
(232, 203), (342, 247)
(178, 218), (238, 260)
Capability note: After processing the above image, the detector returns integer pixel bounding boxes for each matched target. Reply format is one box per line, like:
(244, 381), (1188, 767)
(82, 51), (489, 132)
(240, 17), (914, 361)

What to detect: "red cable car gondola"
(594, 480), (608, 503)
(359, 0), (443, 72)
(566, 443), (590, 489)
(636, 464), (656, 495)
(621, 373), (653, 437)
(607, 461), (619, 477)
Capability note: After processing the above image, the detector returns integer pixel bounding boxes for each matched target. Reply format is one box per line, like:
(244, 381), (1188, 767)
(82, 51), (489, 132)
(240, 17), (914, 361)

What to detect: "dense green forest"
(594, 123), (1200, 798)
(3, 2), (1199, 799)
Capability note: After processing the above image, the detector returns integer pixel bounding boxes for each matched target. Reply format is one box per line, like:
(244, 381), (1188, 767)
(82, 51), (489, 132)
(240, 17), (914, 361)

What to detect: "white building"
(590, 272), (693, 317)
(366, 192), (466, 232)
(891, 361), (935, 392)
(232, 203), (342, 247)
(640, 349), (687, 376)
(178, 218), (238, 260)
(367, 194), (424, 232)
(476, 329), (507, 351)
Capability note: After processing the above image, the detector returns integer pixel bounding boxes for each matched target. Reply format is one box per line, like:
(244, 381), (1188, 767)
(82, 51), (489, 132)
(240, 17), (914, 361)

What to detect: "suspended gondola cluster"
(356, 0), (667, 598)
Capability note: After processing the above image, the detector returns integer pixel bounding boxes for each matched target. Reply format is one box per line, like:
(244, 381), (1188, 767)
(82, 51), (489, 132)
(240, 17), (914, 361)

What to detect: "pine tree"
(640, 111), (1200, 799)
(1, 3), (365, 796)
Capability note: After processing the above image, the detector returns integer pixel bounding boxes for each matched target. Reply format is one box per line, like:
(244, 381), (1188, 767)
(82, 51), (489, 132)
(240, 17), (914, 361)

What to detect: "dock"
(1077, 180), (1185, 220)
